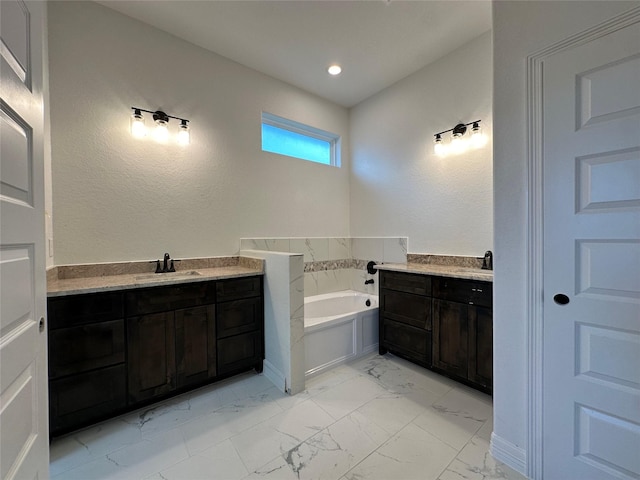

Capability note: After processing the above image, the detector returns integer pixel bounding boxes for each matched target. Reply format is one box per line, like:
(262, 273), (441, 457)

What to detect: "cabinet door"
(49, 364), (126, 436)
(380, 290), (431, 330)
(217, 331), (262, 375)
(49, 319), (125, 379)
(127, 312), (176, 403)
(432, 299), (468, 379)
(217, 298), (262, 338)
(380, 318), (431, 367)
(48, 292), (123, 329)
(468, 306), (493, 390)
(175, 305), (216, 388)
(380, 271), (431, 296)
(216, 276), (262, 302)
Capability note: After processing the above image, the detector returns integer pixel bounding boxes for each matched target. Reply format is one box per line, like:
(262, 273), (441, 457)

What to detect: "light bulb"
(434, 134), (447, 156)
(434, 142), (447, 156)
(470, 123), (487, 148)
(177, 121), (190, 145)
(130, 110), (146, 138)
(153, 120), (169, 143)
(327, 64), (342, 75)
(450, 133), (467, 154)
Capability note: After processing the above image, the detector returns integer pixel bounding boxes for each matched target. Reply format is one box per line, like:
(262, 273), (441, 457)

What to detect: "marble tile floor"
(50, 353), (527, 480)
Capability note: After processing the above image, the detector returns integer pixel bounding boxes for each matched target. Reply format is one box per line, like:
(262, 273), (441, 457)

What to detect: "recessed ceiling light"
(327, 65), (342, 76)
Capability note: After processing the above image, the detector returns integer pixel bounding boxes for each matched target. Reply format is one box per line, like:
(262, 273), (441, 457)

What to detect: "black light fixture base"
(452, 123), (467, 136)
(152, 111), (169, 123)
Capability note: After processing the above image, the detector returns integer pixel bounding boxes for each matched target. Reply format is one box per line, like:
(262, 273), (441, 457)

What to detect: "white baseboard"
(361, 343), (379, 356)
(262, 359), (287, 393)
(490, 432), (527, 477)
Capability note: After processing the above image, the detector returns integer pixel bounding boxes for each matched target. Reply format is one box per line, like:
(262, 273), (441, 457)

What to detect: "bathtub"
(304, 290), (379, 377)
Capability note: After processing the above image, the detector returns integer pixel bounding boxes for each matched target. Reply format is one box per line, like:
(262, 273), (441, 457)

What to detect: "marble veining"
(50, 353), (526, 480)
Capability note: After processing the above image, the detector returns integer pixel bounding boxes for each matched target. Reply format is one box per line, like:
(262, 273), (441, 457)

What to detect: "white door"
(542, 19), (640, 480)
(0, 0), (49, 478)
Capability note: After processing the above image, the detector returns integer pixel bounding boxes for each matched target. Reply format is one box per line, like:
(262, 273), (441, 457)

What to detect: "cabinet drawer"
(217, 297), (262, 339)
(217, 331), (262, 374)
(49, 364), (126, 435)
(125, 282), (215, 316)
(381, 318), (431, 367)
(216, 276), (262, 302)
(49, 319), (125, 379)
(48, 292), (123, 329)
(433, 278), (492, 308)
(380, 290), (431, 330)
(380, 271), (431, 296)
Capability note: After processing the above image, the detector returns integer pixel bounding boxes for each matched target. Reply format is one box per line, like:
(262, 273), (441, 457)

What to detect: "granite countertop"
(47, 259), (264, 297)
(376, 262), (493, 282)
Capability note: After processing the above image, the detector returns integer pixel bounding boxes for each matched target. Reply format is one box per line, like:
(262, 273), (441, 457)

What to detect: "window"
(261, 112), (340, 166)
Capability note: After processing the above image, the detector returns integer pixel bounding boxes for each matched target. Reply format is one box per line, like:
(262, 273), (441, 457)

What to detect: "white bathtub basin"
(304, 290), (379, 377)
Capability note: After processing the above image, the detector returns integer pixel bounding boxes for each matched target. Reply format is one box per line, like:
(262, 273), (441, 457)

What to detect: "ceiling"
(97, 0), (492, 108)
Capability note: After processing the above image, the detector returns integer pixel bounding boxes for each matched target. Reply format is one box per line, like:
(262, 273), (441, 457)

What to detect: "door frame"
(525, 7), (640, 480)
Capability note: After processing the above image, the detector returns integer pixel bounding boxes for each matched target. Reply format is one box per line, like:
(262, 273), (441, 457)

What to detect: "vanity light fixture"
(433, 120), (486, 157)
(130, 107), (190, 145)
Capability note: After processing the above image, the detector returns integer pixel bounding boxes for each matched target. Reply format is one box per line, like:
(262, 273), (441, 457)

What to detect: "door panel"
(127, 312), (176, 403)
(577, 54), (640, 128)
(0, 0), (29, 84)
(175, 305), (216, 387)
(0, 0), (48, 478)
(432, 299), (468, 379)
(577, 148), (640, 212)
(0, 106), (32, 204)
(543, 21), (640, 479)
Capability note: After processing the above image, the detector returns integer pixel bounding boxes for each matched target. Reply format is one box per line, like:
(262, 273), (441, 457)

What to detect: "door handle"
(553, 294), (570, 305)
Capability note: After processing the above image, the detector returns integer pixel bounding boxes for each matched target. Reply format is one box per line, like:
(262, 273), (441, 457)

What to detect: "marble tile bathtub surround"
(240, 237), (408, 267)
(50, 353), (526, 480)
(240, 238), (352, 262)
(241, 237), (407, 297)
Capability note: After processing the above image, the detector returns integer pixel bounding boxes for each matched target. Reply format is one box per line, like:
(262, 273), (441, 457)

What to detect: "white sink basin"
(135, 271), (202, 281)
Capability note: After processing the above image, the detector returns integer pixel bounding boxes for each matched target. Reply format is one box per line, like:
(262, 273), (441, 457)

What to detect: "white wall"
(349, 31), (492, 257)
(47, 1), (350, 265)
(492, 0), (639, 474)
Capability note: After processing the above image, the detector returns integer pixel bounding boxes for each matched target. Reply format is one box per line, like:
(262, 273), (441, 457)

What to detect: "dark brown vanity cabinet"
(432, 277), (493, 392)
(48, 275), (264, 436)
(125, 282), (217, 403)
(378, 270), (493, 394)
(379, 271), (433, 368)
(48, 292), (127, 436)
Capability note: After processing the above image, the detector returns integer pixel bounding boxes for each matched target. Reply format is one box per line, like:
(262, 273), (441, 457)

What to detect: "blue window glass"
(262, 124), (331, 165)
(261, 112), (339, 167)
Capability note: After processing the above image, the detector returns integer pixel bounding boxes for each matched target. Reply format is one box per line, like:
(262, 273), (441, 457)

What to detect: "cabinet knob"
(553, 294), (570, 305)
(39, 317), (45, 332)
